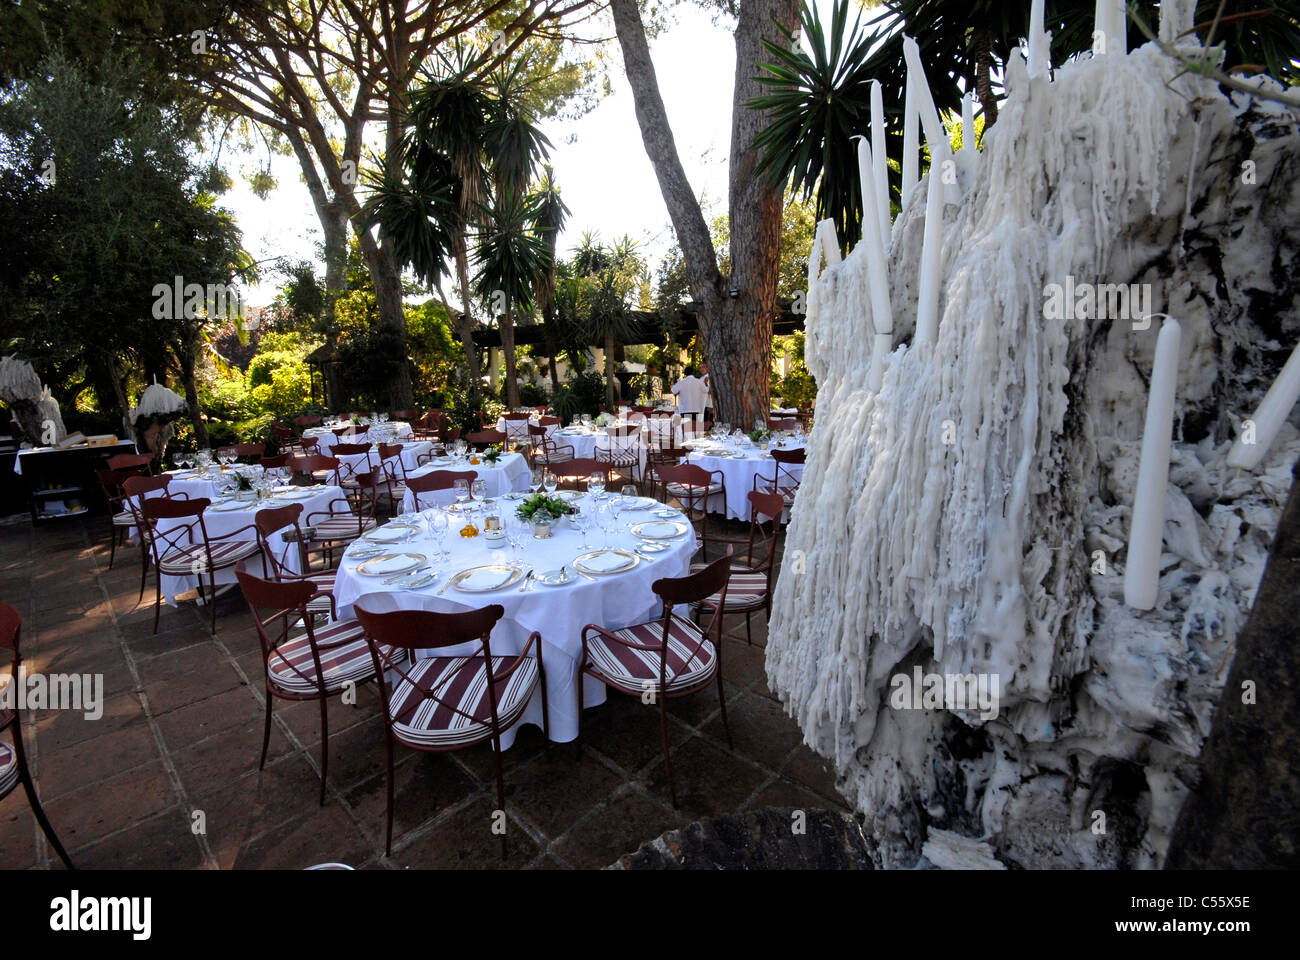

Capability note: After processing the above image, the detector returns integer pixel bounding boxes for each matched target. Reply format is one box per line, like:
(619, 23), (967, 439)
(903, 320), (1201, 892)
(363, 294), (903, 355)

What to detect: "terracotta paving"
(0, 512), (847, 869)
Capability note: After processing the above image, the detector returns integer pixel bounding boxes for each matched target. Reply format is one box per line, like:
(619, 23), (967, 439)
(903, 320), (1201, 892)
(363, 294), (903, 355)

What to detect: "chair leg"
(715, 669), (734, 750)
(659, 694), (677, 806)
(259, 688), (273, 769)
(152, 569), (162, 634)
(138, 545), (149, 602)
(207, 571), (218, 634)
(384, 733), (395, 857)
(575, 664), (585, 763)
(108, 526), (118, 569)
(21, 772), (74, 869)
(745, 611), (752, 647)
(492, 736), (508, 860)
(317, 694), (329, 806)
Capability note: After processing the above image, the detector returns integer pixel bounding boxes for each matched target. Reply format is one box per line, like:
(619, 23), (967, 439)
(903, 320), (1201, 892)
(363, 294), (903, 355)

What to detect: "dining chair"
(331, 442), (373, 488)
(529, 426), (574, 468)
(270, 422), (295, 453)
(353, 603), (547, 857)
(107, 452), (155, 475)
(767, 418), (800, 432)
(691, 490), (783, 646)
(290, 453), (341, 487)
(305, 470), (379, 566)
(293, 414), (322, 434)
(501, 413), (532, 446)
(122, 474), (177, 602)
(140, 496), (263, 634)
(259, 453), (292, 484)
(578, 553), (732, 806)
(405, 470), (476, 510)
(645, 445), (688, 502)
(375, 443), (409, 516)
(465, 429), (507, 450)
(754, 448), (805, 514)
(96, 468), (138, 569)
(0, 603), (74, 869)
(393, 409), (419, 422)
(655, 461), (725, 549)
(550, 457), (608, 490)
(253, 503), (338, 615)
(298, 435), (321, 456)
(236, 565), (397, 806)
(218, 443), (267, 463)
(598, 425), (643, 487)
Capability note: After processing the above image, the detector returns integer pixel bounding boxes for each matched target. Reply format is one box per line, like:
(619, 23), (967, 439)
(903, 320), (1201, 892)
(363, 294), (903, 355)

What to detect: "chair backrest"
(440, 426), (461, 442)
(107, 452), (154, 473)
(768, 418), (800, 432)
(290, 454), (340, 485)
(332, 442), (371, 457)
(96, 468), (130, 504)
(141, 495), (208, 521)
(293, 415), (321, 428)
(406, 470), (476, 507)
(528, 424), (548, 437)
(332, 426), (353, 437)
(122, 473), (172, 500)
(253, 502), (305, 577)
(299, 435), (321, 454)
(260, 453), (291, 470)
(394, 409), (419, 421)
(466, 429), (506, 448)
(550, 458), (607, 484)
(647, 553), (731, 670)
(654, 462), (713, 489)
(538, 416), (560, 427)
(502, 412), (531, 420)
(771, 448), (806, 464)
(743, 490), (785, 571)
(234, 563), (321, 674)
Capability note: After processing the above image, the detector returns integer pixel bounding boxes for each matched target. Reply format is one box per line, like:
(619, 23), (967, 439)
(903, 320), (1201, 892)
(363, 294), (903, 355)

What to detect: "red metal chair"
(767, 418), (800, 432)
(353, 603), (547, 857)
(96, 467), (138, 569)
(465, 429), (506, 450)
(500, 412), (532, 446)
(405, 469), (476, 510)
(140, 496), (262, 634)
(691, 490), (783, 646)
(530, 426), (574, 468)
(290, 453), (340, 487)
(754, 447), (805, 513)
(217, 442), (266, 463)
(597, 425), (642, 486)
(122, 474), (178, 602)
(0, 603), (74, 869)
(375, 443), (409, 515)
(304, 470), (379, 565)
(253, 503), (338, 615)
(330, 442), (374, 488)
(235, 565), (398, 806)
(655, 461), (725, 547)
(550, 457), (608, 491)
(107, 452), (155, 475)
(259, 453), (292, 484)
(298, 435), (321, 456)
(578, 553), (732, 806)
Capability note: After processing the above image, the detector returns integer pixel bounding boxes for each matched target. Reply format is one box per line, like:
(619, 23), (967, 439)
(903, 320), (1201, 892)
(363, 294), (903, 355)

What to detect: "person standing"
(671, 366), (708, 416)
(700, 361), (714, 420)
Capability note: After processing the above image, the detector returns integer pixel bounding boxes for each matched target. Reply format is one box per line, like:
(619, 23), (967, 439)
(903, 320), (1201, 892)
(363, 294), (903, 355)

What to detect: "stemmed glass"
(470, 478), (488, 503)
(575, 507), (593, 549)
(453, 479), (470, 508)
(427, 510), (450, 562)
(598, 504), (616, 550)
(506, 514), (525, 563)
(621, 484), (638, 503)
(588, 475), (605, 500)
(543, 471), (558, 497)
(530, 467), (543, 495)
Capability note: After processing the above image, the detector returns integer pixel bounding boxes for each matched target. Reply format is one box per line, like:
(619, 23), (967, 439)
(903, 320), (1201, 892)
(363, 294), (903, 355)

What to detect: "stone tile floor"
(0, 512), (847, 869)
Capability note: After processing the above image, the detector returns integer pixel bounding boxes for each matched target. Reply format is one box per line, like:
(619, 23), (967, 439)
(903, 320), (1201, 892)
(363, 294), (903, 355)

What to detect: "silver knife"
(518, 569), (535, 591)
(384, 564), (427, 584)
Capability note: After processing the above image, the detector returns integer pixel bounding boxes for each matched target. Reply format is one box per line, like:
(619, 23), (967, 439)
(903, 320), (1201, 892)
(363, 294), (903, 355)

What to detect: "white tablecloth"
(302, 422), (413, 455)
(400, 452), (531, 511)
(681, 440), (806, 520)
(162, 465), (265, 501)
(495, 417), (555, 443)
(12, 440), (137, 475)
(332, 496), (696, 745)
(335, 440), (433, 481)
(151, 485), (344, 604)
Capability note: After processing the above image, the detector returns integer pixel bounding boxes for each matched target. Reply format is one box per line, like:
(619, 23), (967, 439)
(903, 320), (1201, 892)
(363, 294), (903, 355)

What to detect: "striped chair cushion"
(689, 567), (770, 612)
(385, 483), (409, 501)
(0, 741), (18, 797)
(600, 449), (639, 466)
(388, 655), (538, 747)
(310, 515), (377, 542)
(158, 539), (261, 575)
(666, 481), (722, 499)
(266, 618), (404, 694)
(585, 614), (716, 695)
(301, 571), (337, 613)
(112, 510), (135, 527)
(541, 448), (574, 464)
(759, 483), (798, 506)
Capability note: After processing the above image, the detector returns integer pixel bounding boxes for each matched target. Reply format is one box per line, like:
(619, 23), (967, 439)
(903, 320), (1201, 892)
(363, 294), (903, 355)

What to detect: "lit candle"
(1028, 0), (1049, 78)
(1226, 340), (1300, 470)
(1124, 317), (1182, 610)
(914, 159), (945, 345)
(855, 136), (894, 390)
(871, 80), (890, 249)
(901, 73), (919, 212)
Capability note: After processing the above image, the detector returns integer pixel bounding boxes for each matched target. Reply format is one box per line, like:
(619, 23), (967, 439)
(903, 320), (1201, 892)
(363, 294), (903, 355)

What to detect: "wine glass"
(470, 478), (488, 503)
(621, 484), (638, 503)
(530, 467), (543, 495)
(575, 507), (593, 549)
(428, 510), (449, 561)
(588, 475), (605, 500)
(598, 504), (616, 550)
(453, 479), (470, 507)
(507, 515), (525, 563)
(543, 471), (558, 496)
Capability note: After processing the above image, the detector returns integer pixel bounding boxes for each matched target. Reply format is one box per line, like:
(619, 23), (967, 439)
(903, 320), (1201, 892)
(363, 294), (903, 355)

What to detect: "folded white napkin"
(584, 551), (629, 572)
(639, 522), (680, 539)
(459, 567), (511, 590)
(368, 527), (407, 541)
(368, 555), (411, 573)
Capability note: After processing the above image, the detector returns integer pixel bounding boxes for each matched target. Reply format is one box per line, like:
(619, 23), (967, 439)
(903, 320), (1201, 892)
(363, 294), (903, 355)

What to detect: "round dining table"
(331, 494), (698, 746)
(399, 451), (531, 511)
(681, 436), (807, 520)
(303, 421), (414, 455)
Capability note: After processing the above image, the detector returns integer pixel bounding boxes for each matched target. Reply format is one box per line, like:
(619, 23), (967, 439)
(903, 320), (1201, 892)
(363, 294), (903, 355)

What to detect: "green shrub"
(517, 382), (549, 407)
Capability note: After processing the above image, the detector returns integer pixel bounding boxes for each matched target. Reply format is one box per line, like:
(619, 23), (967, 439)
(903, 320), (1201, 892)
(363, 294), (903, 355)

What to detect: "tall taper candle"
(962, 92), (975, 154)
(914, 159), (945, 345)
(871, 80), (890, 249)
(1226, 339), (1300, 470)
(1028, 0), (1049, 77)
(1124, 316), (1182, 610)
(902, 73), (919, 211)
(1108, 0), (1127, 55)
(855, 136), (894, 391)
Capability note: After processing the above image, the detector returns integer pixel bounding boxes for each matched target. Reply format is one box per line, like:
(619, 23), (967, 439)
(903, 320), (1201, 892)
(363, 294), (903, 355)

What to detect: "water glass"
(453, 479), (470, 505)
(471, 478), (488, 502)
(543, 472), (558, 496)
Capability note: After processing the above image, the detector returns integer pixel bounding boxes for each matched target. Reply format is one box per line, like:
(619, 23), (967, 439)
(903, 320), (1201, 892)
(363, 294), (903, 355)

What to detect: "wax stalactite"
(1124, 317), (1182, 610)
(871, 80), (891, 249)
(901, 73), (920, 212)
(1226, 339), (1300, 470)
(962, 93), (975, 154)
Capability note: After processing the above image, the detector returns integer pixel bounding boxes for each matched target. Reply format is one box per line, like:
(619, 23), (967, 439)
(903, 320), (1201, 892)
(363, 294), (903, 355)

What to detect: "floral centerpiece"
(594, 411), (616, 428)
(482, 444), (503, 464)
(749, 427), (772, 443)
(515, 493), (575, 522)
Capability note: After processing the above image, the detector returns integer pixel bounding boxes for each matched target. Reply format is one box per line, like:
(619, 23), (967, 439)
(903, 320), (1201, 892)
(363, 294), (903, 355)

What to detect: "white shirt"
(672, 375), (708, 413)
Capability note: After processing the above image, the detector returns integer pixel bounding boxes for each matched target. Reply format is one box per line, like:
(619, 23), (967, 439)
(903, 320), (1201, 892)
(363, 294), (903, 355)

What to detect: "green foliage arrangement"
(514, 493), (574, 523)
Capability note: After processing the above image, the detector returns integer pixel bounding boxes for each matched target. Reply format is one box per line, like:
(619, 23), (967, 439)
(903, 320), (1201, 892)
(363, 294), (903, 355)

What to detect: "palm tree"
(531, 166), (570, 390)
(576, 235), (643, 410)
(474, 189), (550, 408)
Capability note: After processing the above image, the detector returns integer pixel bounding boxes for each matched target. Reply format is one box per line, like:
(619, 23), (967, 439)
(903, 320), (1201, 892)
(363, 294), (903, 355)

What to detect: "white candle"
(962, 92), (975, 154)
(1226, 339), (1300, 470)
(1028, 0), (1049, 78)
(902, 37), (948, 174)
(914, 159), (945, 345)
(817, 218), (842, 267)
(902, 73), (919, 211)
(1109, 0), (1127, 55)
(871, 80), (891, 249)
(1124, 317), (1182, 610)
(855, 137), (894, 344)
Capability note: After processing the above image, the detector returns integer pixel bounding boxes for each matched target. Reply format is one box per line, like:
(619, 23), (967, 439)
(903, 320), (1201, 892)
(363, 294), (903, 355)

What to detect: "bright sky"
(225, 4), (741, 306)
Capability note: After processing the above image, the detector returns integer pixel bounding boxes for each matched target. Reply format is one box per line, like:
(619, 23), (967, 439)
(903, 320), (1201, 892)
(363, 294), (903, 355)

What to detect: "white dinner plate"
(652, 509), (681, 519)
(365, 523), (420, 543)
(209, 499), (251, 512)
(553, 490), (580, 501)
(615, 496), (655, 510)
(355, 552), (426, 577)
(450, 564), (523, 593)
(631, 520), (689, 540)
(634, 541), (670, 554)
(536, 568), (575, 587)
(572, 550), (639, 575)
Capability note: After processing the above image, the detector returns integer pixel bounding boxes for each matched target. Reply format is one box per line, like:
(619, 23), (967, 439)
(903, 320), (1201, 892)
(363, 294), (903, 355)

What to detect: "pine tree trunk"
(454, 237), (483, 408)
(177, 346), (208, 451)
(502, 302), (520, 408)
